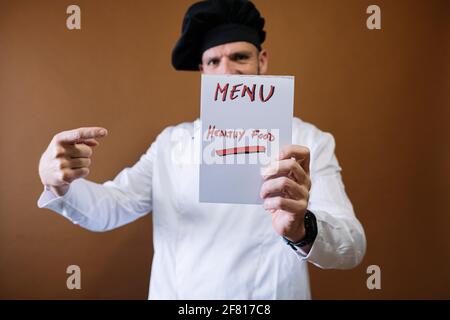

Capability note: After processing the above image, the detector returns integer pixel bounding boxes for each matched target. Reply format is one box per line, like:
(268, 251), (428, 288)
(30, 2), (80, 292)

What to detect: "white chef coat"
(38, 117), (366, 299)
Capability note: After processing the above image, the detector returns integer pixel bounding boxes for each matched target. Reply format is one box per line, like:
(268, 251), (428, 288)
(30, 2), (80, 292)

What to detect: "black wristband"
(283, 210), (318, 251)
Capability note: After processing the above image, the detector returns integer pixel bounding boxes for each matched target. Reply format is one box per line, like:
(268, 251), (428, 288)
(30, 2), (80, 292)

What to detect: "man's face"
(199, 41), (268, 75)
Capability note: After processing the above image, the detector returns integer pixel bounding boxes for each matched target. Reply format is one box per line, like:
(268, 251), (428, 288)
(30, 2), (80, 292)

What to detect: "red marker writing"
(216, 146), (266, 156)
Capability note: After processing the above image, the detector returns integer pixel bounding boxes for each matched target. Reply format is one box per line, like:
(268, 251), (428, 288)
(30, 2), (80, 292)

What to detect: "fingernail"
(260, 168), (270, 178)
(99, 129), (107, 135)
(260, 165), (276, 177)
(260, 166), (268, 176)
(262, 201), (267, 209)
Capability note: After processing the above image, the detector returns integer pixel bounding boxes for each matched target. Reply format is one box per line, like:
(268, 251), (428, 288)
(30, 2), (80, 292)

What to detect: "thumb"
(80, 138), (100, 147)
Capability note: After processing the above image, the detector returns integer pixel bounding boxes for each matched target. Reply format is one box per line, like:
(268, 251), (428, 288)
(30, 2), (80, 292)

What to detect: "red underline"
(216, 146), (266, 156)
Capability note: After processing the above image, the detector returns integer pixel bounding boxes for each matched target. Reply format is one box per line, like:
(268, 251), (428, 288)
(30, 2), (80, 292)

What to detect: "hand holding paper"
(260, 145), (311, 245)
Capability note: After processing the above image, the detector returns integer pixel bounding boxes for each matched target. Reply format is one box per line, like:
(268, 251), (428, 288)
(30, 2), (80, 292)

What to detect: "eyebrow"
(204, 50), (254, 63)
(229, 51), (253, 59)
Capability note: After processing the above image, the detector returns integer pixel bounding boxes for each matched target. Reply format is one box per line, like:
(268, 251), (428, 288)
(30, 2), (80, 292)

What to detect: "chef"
(38, 0), (366, 299)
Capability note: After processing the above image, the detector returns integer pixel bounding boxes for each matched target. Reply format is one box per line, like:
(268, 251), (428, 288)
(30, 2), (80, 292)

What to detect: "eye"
(232, 53), (250, 62)
(207, 58), (220, 66)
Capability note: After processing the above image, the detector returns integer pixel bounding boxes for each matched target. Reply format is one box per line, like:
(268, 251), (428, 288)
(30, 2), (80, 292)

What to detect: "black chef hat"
(172, 0), (266, 71)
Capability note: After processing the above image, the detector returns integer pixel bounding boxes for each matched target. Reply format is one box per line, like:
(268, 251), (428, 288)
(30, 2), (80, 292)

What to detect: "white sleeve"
(295, 132), (366, 269)
(37, 140), (157, 232)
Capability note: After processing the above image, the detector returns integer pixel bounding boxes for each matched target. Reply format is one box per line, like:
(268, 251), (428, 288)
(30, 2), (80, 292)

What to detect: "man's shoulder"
(292, 117), (335, 149)
(154, 119), (199, 142)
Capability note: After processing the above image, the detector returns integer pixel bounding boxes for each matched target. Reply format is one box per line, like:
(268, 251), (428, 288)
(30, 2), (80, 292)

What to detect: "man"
(38, 0), (366, 299)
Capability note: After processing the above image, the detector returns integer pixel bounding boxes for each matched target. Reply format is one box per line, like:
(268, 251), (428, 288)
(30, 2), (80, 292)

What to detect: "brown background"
(0, 0), (449, 299)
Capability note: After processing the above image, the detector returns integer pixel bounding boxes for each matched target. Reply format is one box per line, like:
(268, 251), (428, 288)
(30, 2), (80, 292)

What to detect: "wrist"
(283, 210), (317, 251)
(284, 222), (306, 243)
(46, 184), (70, 197)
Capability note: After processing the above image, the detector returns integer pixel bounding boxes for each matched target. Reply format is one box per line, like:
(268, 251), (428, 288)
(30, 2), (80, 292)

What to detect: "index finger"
(54, 127), (108, 145)
(278, 145), (310, 174)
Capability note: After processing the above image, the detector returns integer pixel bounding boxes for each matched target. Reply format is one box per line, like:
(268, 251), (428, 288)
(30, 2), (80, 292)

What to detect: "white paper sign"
(199, 74), (294, 204)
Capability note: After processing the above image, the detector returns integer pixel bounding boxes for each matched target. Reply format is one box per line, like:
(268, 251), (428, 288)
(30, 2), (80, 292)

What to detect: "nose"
(218, 58), (240, 75)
